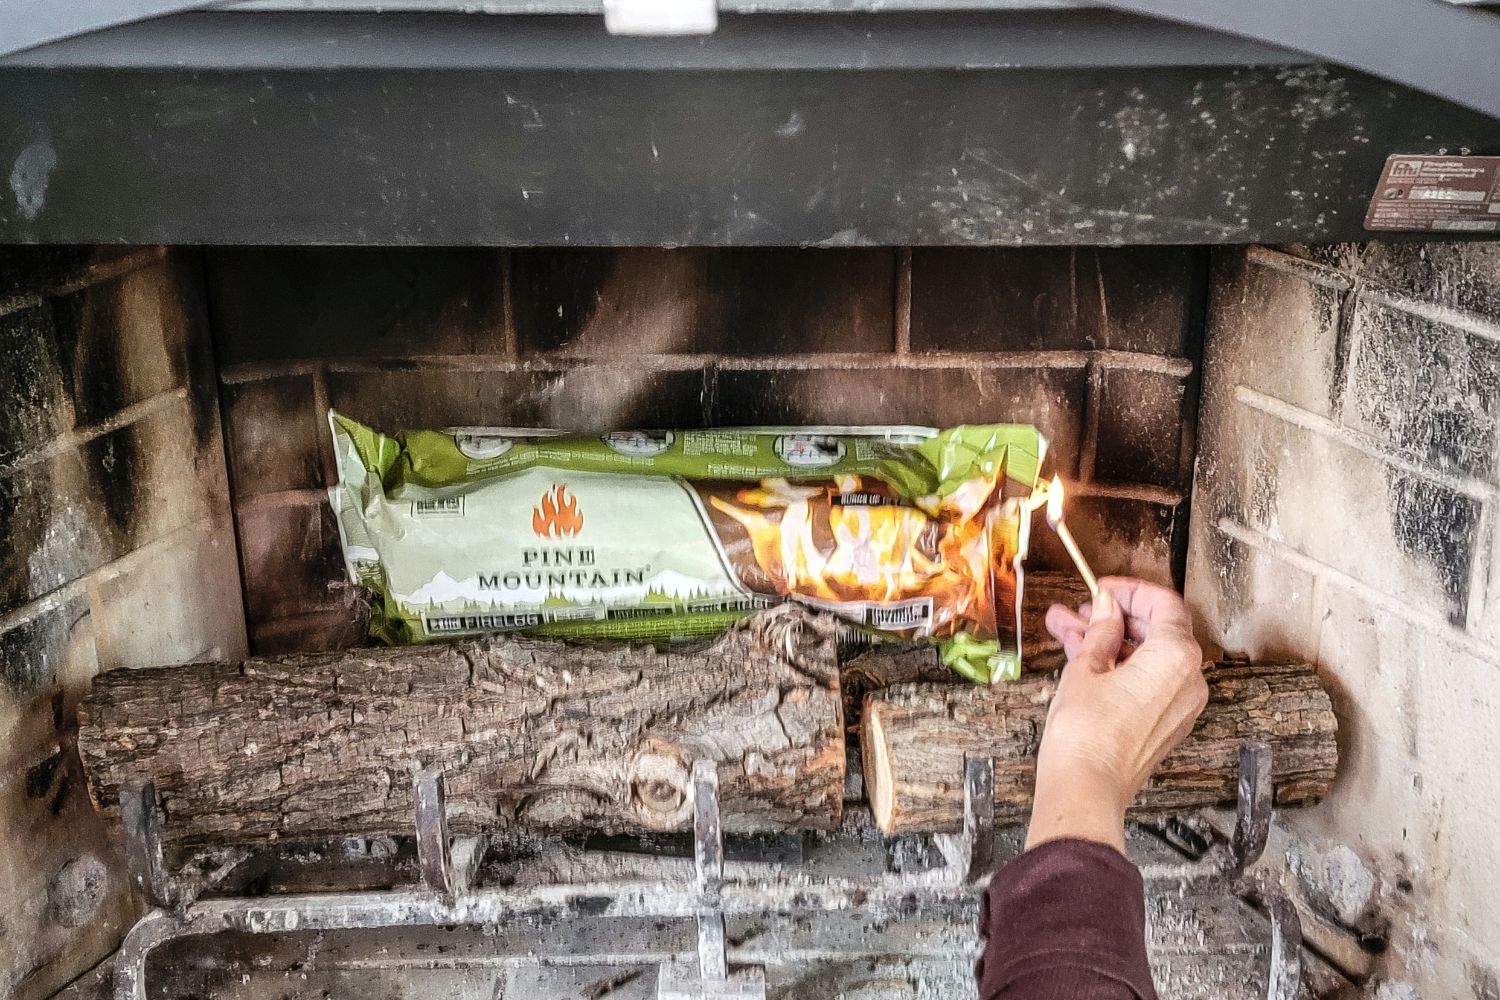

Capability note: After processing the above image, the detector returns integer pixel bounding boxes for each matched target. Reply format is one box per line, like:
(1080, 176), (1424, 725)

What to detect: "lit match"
(1045, 475), (1099, 599)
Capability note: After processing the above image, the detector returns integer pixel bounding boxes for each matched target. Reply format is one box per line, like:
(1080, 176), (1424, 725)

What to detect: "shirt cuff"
(977, 837), (1158, 1000)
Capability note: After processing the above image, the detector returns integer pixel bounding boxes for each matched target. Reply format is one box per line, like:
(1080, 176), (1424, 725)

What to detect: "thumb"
(1073, 587), (1125, 672)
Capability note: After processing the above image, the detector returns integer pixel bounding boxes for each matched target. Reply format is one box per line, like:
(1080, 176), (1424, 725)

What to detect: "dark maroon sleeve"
(976, 838), (1158, 1000)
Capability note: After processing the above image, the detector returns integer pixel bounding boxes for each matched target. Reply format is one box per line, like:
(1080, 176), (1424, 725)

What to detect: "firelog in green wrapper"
(328, 414), (1045, 682)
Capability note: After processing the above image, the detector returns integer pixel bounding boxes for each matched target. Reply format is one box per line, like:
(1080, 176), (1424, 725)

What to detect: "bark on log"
(862, 660), (1338, 834)
(1020, 571), (1094, 673)
(77, 607), (845, 848)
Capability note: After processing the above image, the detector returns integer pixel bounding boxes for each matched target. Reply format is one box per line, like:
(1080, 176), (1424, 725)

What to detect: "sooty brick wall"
(207, 246), (1205, 653)
(1187, 243), (1500, 1000)
(0, 248), (245, 1000)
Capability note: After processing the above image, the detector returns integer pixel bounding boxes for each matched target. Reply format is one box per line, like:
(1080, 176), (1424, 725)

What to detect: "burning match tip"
(1045, 474), (1065, 528)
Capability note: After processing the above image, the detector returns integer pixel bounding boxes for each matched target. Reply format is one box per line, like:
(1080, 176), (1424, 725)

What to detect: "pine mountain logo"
(533, 484), (584, 538)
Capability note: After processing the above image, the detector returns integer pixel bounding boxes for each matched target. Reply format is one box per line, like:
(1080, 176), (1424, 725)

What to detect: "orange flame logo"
(533, 484), (584, 538)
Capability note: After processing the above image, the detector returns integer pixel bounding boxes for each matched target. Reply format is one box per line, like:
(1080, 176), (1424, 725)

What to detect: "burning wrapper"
(328, 414), (1045, 682)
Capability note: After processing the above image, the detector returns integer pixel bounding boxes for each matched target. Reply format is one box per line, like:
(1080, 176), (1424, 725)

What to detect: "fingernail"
(1090, 588), (1114, 623)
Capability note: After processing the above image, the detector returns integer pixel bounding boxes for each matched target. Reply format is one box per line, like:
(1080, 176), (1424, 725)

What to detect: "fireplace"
(2, 7), (1499, 1000)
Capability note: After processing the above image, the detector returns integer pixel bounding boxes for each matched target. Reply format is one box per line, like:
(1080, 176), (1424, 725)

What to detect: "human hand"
(1025, 577), (1208, 852)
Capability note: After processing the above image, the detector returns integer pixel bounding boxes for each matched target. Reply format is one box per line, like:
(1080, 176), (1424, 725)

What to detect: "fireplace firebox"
(2, 6), (1499, 1000)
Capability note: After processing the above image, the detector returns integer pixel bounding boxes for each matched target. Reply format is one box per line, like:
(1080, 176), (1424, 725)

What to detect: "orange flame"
(533, 484), (584, 538)
(708, 476), (1016, 639)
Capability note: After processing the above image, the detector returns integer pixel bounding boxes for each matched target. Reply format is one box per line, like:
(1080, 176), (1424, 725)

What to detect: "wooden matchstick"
(1053, 519), (1099, 599)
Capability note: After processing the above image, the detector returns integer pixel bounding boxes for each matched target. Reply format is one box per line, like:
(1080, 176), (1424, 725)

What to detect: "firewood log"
(77, 607), (845, 848)
(862, 660), (1337, 834)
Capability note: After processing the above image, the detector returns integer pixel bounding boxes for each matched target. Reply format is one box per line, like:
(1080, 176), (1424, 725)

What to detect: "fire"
(708, 475), (1016, 638)
(532, 484), (584, 538)
(1046, 474), (1065, 527)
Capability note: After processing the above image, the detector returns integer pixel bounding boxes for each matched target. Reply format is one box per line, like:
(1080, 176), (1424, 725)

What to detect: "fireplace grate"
(110, 744), (1304, 1000)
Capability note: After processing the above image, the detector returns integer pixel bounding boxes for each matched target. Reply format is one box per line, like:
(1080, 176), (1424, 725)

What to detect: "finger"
(1073, 586), (1126, 671)
(1080, 600), (1151, 645)
(1059, 626), (1086, 662)
(1045, 604), (1088, 642)
(1097, 576), (1195, 630)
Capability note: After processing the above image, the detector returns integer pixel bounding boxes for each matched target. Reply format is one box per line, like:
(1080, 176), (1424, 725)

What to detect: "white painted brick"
(1194, 241), (1500, 999)
(1208, 249), (1346, 420)
(89, 518), (248, 671)
(1217, 401), (1480, 625)
(1299, 584), (1500, 968)
(1184, 521), (1319, 662)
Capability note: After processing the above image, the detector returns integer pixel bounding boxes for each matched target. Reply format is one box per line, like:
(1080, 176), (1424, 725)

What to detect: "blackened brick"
(206, 248), (507, 364)
(0, 398), (218, 617)
(1093, 368), (1191, 489)
(1276, 243), (1363, 272)
(710, 365), (1085, 476)
(249, 605), (367, 656)
(1218, 402), (1478, 625)
(222, 377), (324, 497)
(1356, 242), (1500, 324)
(1345, 298), (1500, 481)
(0, 246), (97, 302)
(236, 501), (348, 625)
(1087, 246), (1203, 356)
(910, 248), (1079, 352)
(1385, 471), (1480, 619)
(49, 263), (194, 426)
(511, 248), (895, 356)
(909, 246), (1201, 356)
(1211, 250), (1345, 420)
(0, 594), (93, 696)
(325, 367), (708, 432)
(1028, 494), (1184, 585)
(0, 302), (72, 463)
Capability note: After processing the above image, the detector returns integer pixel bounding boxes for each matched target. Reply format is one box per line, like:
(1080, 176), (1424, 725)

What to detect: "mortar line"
(0, 580), (88, 635)
(499, 249), (519, 359)
(0, 513), (228, 635)
(0, 386), (190, 477)
(87, 513), (232, 587)
(0, 290), (42, 319)
(250, 605), (364, 640)
(52, 246), (171, 296)
(1329, 273), (1362, 425)
(220, 358), (325, 382)
(1234, 384), (1499, 502)
(311, 368), (336, 487)
(1464, 498), (1494, 637)
(1216, 517), (1500, 667)
(1077, 359), (1102, 483)
(1308, 572), (1330, 670)
(1068, 247), (1078, 330)
(1092, 248), (1109, 340)
(1075, 481), (1185, 506)
(893, 247), (912, 354)
(1360, 286), (1500, 346)
(219, 350), (1194, 382)
(1244, 245), (1354, 291)
(236, 487), (330, 513)
(0, 248), (170, 321)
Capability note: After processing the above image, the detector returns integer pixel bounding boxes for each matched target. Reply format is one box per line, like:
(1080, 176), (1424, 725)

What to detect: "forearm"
(977, 838), (1158, 1000)
(1024, 759), (1128, 853)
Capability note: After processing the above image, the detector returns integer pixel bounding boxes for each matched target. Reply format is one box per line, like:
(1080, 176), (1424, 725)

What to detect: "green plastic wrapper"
(328, 414), (1045, 682)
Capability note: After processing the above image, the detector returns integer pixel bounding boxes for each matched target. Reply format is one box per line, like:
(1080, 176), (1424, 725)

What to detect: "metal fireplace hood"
(1, 2), (1499, 246)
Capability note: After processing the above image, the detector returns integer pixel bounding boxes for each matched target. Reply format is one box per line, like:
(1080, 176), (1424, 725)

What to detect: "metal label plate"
(1365, 154), (1500, 233)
